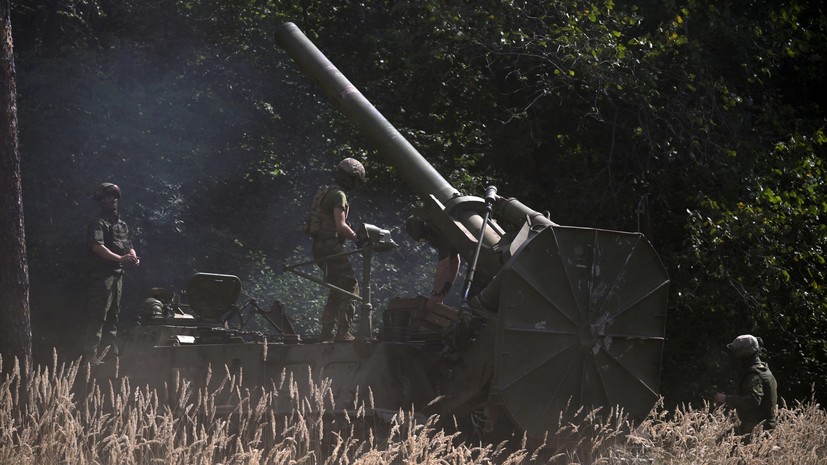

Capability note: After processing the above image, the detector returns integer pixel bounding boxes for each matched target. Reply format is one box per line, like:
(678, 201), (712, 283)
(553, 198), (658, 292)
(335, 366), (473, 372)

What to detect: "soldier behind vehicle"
(404, 216), (461, 308)
(84, 182), (140, 364)
(712, 334), (778, 441)
(305, 158), (366, 342)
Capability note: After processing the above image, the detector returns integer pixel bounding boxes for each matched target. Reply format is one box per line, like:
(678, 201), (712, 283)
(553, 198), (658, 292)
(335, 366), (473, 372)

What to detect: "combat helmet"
(93, 182), (121, 200)
(726, 334), (762, 358)
(338, 158), (366, 182)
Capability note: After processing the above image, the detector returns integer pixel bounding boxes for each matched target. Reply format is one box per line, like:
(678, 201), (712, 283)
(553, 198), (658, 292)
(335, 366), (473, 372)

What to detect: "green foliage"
(242, 245), (325, 333)
(11, 0), (827, 407)
(242, 237), (436, 336)
(680, 129), (827, 400)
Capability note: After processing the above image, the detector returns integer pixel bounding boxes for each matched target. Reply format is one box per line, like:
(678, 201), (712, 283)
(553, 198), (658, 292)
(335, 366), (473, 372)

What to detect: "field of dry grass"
(1, 352), (825, 464)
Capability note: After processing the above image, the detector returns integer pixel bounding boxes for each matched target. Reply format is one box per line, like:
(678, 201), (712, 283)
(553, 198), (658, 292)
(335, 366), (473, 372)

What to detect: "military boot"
(335, 326), (355, 342)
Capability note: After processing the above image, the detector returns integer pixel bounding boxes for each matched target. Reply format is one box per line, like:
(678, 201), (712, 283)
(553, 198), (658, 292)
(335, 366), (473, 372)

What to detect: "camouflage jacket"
(306, 185), (348, 240)
(725, 357), (778, 433)
(87, 212), (132, 274)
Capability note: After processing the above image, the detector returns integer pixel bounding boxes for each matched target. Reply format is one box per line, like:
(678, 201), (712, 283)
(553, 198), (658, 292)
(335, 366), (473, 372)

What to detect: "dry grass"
(1, 351), (825, 465)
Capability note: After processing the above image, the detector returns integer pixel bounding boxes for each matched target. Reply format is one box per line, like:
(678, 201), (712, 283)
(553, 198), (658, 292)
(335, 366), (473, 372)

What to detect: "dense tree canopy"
(9, 0), (826, 407)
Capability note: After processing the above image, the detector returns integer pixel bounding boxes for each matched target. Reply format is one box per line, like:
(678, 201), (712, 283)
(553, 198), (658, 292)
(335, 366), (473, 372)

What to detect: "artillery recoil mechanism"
(119, 22), (669, 439)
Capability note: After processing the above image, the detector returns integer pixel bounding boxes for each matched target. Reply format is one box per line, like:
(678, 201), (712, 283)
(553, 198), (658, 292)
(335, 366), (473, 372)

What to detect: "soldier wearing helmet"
(306, 158), (366, 342)
(713, 334), (778, 438)
(84, 182), (140, 364)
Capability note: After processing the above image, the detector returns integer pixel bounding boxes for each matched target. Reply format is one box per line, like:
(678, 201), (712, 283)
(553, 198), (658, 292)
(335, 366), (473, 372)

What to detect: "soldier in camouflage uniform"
(84, 182), (140, 363)
(713, 334), (778, 438)
(306, 158), (366, 341)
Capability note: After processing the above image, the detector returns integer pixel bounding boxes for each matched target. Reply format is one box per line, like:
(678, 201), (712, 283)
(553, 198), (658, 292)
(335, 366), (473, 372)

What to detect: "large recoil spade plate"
(493, 226), (669, 436)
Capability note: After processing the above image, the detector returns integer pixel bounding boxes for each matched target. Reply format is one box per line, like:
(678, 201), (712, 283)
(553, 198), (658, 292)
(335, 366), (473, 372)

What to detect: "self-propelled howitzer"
(275, 22), (670, 436)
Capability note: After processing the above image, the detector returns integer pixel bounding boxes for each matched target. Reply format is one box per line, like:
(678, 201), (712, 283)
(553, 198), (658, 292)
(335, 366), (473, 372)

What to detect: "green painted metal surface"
(494, 226), (669, 435)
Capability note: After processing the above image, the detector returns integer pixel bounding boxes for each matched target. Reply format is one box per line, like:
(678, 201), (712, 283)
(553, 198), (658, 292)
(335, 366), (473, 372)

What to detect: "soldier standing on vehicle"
(84, 182), (140, 364)
(306, 158), (366, 342)
(405, 216), (460, 307)
(713, 334), (778, 439)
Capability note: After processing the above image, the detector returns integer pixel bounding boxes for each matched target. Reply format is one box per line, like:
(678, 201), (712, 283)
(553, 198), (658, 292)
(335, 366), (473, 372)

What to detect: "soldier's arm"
(91, 244), (130, 263)
(88, 221), (139, 265)
(333, 207), (357, 241)
(88, 220), (127, 263)
(124, 224), (140, 265)
(431, 255), (460, 299)
(724, 374), (764, 409)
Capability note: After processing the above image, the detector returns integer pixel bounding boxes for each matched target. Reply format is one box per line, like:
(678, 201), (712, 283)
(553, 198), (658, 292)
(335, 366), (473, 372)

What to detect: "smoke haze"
(16, 22), (439, 361)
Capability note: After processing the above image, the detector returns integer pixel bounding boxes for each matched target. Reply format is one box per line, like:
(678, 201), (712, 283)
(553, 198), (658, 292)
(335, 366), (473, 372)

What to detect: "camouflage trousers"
(312, 238), (359, 332)
(84, 272), (123, 357)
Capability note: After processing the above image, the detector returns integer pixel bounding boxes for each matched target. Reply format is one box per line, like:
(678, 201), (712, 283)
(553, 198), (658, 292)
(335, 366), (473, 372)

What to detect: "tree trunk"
(0, 0), (32, 375)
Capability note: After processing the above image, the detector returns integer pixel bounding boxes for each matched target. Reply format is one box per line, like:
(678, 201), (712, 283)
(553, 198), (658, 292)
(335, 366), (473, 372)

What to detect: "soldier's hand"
(354, 224), (369, 247)
(125, 250), (140, 266)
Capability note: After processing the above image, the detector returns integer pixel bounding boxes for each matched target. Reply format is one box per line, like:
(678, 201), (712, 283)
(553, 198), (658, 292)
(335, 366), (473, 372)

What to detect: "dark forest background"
(9, 0), (826, 409)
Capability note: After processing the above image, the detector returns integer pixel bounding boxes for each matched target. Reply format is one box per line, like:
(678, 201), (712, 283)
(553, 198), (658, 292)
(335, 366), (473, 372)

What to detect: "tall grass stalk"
(1, 351), (825, 464)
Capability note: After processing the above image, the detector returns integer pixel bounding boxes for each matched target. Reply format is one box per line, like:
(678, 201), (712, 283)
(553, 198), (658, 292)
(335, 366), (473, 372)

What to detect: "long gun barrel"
(275, 22), (548, 282)
(275, 22), (670, 437)
(275, 22), (458, 204)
